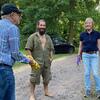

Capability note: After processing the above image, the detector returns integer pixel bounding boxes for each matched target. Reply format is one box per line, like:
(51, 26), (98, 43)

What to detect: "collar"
(85, 29), (95, 34)
(2, 18), (12, 24)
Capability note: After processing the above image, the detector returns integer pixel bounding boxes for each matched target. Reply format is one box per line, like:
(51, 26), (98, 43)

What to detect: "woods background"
(0, 0), (100, 48)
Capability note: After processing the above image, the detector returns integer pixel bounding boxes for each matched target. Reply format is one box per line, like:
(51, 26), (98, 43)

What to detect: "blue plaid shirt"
(0, 18), (30, 66)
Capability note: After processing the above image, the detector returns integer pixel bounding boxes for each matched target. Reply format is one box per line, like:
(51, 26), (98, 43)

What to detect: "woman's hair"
(85, 17), (94, 24)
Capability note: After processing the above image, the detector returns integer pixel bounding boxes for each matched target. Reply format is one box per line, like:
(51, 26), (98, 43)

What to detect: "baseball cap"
(1, 3), (22, 16)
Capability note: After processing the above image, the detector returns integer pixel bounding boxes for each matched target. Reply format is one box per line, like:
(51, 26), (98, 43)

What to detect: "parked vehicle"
(51, 37), (75, 54)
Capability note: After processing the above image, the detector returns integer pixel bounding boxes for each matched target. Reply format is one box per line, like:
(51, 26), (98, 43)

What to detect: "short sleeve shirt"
(80, 30), (100, 52)
(25, 32), (54, 67)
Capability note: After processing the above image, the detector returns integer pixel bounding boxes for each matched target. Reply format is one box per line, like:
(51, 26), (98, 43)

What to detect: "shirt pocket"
(33, 39), (41, 50)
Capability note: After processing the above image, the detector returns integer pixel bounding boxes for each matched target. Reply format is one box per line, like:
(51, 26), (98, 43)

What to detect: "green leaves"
(9, 0), (100, 47)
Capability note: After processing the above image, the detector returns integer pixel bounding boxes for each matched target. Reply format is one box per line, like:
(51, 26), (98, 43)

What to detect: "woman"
(78, 17), (100, 98)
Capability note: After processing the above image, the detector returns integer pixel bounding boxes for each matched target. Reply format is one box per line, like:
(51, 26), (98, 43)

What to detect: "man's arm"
(25, 40), (40, 70)
(8, 26), (30, 63)
(49, 36), (55, 61)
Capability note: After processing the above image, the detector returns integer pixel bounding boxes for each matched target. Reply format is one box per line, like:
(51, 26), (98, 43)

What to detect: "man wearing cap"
(0, 3), (33, 100)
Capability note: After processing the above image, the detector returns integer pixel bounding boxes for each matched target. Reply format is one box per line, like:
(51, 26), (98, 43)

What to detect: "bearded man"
(25, 19), (54, 100)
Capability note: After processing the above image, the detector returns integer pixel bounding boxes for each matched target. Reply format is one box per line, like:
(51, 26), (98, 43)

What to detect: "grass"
(13, 49), (71, 70)
(53, 53), (69, 59)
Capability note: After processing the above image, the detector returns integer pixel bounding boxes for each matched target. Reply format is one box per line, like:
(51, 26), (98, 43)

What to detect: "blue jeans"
(82, 53), (100, 92)
(0, 65), (15, 100)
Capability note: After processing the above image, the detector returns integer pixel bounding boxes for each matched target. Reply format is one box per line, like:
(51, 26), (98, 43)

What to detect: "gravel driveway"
(15, 54), (97, 100)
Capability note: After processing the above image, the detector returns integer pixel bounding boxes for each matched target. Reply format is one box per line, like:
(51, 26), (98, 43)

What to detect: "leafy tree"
(0, 0), (9, 7)
(10, 0), (100, 47)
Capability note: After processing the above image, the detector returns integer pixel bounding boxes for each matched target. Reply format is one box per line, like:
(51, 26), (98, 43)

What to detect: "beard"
(38, 28), (46, 35)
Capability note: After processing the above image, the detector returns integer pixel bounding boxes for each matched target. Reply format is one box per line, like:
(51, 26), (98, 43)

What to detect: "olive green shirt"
(25, 32), (54, 67)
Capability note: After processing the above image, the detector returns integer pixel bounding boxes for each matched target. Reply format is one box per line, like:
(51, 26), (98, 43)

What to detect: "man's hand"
(27, 55), (40, 70)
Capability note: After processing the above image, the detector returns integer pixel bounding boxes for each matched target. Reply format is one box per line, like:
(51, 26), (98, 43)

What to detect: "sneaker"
(84, 90), (91, 98)
(96, 90), (100, 99)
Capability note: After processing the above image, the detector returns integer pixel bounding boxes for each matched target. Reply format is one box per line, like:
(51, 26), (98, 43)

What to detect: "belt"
(0, 63), (11, 67)
(83, 51), (97, 54)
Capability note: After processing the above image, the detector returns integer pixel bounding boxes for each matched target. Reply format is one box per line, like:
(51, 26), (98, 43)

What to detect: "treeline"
(0, 0), (100, 48)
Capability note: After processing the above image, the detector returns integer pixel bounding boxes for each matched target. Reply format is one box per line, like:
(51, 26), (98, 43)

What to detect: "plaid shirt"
(0, 18), (30, 66)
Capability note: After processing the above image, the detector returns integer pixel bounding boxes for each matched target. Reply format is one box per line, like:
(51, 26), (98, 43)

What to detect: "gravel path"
(15, 54), (97, 100)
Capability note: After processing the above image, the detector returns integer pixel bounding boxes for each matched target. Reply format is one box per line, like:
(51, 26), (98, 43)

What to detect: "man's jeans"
(0, 65), (15, 100)
(82, 53), (100, 92)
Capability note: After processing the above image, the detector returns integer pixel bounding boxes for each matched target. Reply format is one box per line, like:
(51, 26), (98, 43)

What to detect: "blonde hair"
(85, 17), (94, 24)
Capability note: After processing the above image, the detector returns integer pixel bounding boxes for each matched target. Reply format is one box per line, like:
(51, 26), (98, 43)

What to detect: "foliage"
(0, 0), (9, 7)
(1, 0), (100, 48)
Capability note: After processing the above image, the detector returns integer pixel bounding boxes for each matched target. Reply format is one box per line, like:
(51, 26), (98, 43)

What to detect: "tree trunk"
(67, 0), (76, 43)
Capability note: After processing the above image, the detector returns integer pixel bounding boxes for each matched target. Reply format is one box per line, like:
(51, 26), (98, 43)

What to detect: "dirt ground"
(15, 54), (98, 100)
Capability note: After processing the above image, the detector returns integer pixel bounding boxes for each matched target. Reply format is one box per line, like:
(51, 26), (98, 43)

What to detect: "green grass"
(13, 49), (72, 70)
(53, 53), (69, 59)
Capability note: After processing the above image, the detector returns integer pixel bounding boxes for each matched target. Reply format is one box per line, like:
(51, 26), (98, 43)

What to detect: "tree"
(12, 0), (100, 47)
(0, 0), (10, 7)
